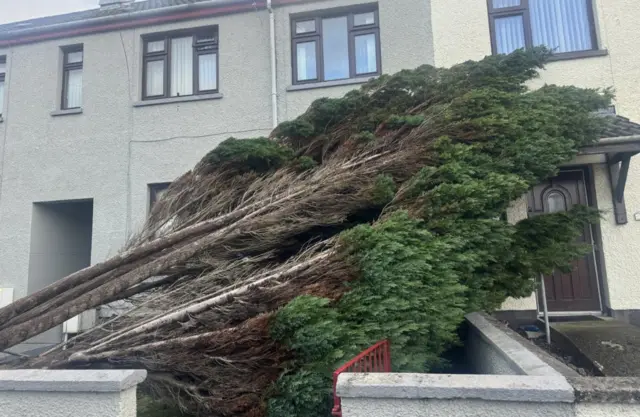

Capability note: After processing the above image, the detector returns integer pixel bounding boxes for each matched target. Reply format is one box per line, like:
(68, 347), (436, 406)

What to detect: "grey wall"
(25, 200), (93, 345)
(28, 201), (93, 294)
(0, 0), (434, 300)
(465, 312), (566, 377)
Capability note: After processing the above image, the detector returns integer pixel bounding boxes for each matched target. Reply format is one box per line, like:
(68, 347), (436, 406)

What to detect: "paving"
(551, 319), (640, 377)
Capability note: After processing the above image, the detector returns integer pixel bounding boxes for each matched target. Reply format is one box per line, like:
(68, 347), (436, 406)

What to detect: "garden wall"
(0, 369), (146, 417)
(337, 312), (640, 417)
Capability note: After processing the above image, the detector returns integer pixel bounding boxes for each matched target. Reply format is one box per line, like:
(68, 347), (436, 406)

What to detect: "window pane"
(296, 20), (316, 34)
(354, 12), (375, 26)
(146, 60), (165, 96)
(147, 40), (165, 53)
(67, 51), (83, 64)
(322, 16), (349, 81)
(65, 68), (82, 108)
(355, 33), (377, 74)
(0, 61), (5, 74)
(0, 80), (4, 116)
(197, 33), (217, 43)
(198, 53), (217, 91)
(530, 0), (593, 53)
(492, 0), (520, 8)
(296, 41), (317, 81)
(547, 191), (567, 213)
(170, 36), (194, 97)
(494, 15), (526, 54)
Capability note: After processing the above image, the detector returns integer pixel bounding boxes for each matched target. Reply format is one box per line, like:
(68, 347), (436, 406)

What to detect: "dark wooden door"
(528, 170), (601, 312)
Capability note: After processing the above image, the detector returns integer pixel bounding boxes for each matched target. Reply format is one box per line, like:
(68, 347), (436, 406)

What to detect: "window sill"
(287, 76), (375, 92)
(133, 93), (223, 107)
(548, 49), (608, 62)
(51, 108), (83, 117)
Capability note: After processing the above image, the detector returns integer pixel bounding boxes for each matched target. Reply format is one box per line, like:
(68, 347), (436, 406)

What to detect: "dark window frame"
(149, 182), (172, 212)
(291, 5), (381, 85)
(0, 56), (6, 117)
(142, 26), (219, 101)
(487, 0), (600, 59)
(61, 45), (83, 110)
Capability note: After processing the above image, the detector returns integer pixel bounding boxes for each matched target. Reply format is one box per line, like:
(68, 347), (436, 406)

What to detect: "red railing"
(332, 340), (391, 417)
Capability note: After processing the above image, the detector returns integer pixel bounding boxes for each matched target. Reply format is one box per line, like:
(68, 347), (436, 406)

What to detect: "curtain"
(66, 69), (82, 109)
(492, 0), (520, 8)
(0, 80), (4, 115)
(171, 37), (193, 97)
(296, 41), (317, 81)
(146, 60), (164, 96)
(198, 53), (217, 91)
(494, 15), (526, 54)
(322, 17), (349, 80)
(355, 34), (377, 75)
(530, 0), (593, 53)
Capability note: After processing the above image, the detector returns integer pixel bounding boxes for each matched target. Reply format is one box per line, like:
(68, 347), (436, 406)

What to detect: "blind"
(198, 53), (217, 91)
(355, 34), (377, 74)
(66, 69), (83, 109)
(530, 0), (593, 53)
(171, 37), (193, 97)
(494, 15), (526, 54)
(0, 80), (4, 115)
(322, 17), (349, 80)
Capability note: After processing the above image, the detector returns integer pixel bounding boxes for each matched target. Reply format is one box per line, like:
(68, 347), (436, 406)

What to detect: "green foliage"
(267, 370), (333, 417)
(291, 156), (318, 173)
(386, 114), (426, 129)
(269, 213), (468, 416)
(352, 131), (376, 143)
(266, 47), (611, 416)
(200, 137), (293, 174)
(371, 174), (397, 206)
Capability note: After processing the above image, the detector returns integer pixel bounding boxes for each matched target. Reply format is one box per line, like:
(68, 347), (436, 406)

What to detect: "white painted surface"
(0, 370), (144, 417)
(338, 373), (574, 417)
(341, 398), (573, 417)
(0, 288), (13, 308)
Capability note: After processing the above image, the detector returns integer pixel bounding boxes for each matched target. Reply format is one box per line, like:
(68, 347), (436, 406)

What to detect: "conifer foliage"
(1, 48), (609, 416)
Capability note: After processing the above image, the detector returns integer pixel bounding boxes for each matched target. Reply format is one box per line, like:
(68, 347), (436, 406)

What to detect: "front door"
(528, 170), (601, 312)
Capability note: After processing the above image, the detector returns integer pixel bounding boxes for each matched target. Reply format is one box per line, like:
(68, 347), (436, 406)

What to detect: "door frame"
(534, 166), (608, 315)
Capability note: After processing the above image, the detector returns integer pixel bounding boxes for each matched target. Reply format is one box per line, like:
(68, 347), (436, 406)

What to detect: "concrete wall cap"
(569, 376), (640, 404)
(337, 373), (575, 403)
(0, 369), (147, 392)
(466, 311), (563, 377)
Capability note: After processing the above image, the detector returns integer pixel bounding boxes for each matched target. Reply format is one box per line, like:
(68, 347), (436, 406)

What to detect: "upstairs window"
(149, 182), (171, 211)
(488, 0), (598, 56)
(62, 46), (83, 109)
(0, 56), (5, 117)
(143, 26), (219, 100)
(291, 6), (381, 84)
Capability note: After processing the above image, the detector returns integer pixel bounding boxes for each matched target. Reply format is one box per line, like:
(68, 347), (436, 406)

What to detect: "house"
(0, 0), (639, 350)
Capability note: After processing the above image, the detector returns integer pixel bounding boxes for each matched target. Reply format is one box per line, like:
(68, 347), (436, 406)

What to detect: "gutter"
(0, 0), (267, 46)
(267, 0), (279, 128)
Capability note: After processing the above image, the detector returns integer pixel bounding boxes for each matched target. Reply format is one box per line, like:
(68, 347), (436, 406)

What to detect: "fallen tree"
(1, 48), (610, 416)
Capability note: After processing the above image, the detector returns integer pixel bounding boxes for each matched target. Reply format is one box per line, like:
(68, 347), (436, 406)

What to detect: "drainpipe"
(267, 0), (279, 128)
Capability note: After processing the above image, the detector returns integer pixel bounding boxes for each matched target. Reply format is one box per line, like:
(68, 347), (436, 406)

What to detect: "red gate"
(331, 340), (391, 417)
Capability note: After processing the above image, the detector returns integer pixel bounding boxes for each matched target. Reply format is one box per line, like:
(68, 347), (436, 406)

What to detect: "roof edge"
(0, 0), (265, 47)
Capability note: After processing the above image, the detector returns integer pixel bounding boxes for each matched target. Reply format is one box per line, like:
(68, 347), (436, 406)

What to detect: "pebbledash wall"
(430, 0), (640, 318)
(0, 369), (146, 417)
(0, 0), (432, 305)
